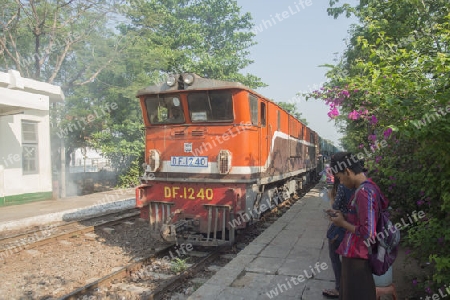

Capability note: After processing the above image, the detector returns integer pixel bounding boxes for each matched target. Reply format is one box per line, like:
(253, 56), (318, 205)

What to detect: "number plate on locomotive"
(170, 156), (208, 167)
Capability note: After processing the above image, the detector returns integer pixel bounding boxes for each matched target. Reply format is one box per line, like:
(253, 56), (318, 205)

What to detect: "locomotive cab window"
(187, 91), (233, 122)
(260, 102), (266, 126)
(145, 94), (185, 124)
(249, 94), (258, 125)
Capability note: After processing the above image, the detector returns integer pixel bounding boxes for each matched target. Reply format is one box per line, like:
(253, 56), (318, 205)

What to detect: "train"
(135, 73), (335, 246)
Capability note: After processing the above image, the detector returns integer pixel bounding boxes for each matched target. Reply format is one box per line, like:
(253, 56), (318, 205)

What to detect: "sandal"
(322, 289), (339, 299)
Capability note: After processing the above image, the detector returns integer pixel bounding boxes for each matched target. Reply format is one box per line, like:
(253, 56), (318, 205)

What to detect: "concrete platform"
(188, 184), (334, 300)
(0, 188), (136, 232)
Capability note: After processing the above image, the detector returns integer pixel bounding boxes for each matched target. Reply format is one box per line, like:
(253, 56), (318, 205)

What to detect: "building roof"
(0, 70), (65, 103)
(0, 70), (65, 115)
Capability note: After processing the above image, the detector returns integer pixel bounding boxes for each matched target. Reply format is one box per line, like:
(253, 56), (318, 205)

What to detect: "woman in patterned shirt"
(328, 152), (383, 300)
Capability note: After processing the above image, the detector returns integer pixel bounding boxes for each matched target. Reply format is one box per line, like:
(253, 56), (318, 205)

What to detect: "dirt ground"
(393, 244), (430, 300)
(0, 218), (170, 300)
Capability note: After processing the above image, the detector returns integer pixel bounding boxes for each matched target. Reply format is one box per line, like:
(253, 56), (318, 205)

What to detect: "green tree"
(1, 0), (266, 189)
(308, 0), (450, 294)
(123, 0), (266, 89)
(0, 0), (128, 193)
(85, 0), (267, 187)
(0, 0), (123, 88)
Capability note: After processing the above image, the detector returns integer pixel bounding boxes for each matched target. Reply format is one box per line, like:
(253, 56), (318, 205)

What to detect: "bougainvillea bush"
(307, 0), (450, 295)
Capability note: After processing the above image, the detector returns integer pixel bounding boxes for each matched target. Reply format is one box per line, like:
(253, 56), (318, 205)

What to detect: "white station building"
(0, 70), (64, 206)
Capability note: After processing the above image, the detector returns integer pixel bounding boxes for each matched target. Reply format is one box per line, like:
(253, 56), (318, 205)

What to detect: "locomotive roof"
(136, 73), (255, 97)
(136, 73), (313, 129)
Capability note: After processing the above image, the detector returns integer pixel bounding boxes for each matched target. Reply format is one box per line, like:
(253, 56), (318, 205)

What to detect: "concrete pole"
(60, 139), (66, 198)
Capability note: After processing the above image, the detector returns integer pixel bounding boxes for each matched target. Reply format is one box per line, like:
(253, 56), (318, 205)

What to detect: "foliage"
(170, 257), (188, 273)
(85, 0), (267, 185)
(124, 0), (266, 89)
(0, 0), (123, 88)
(307, 0), (450, 294)
(277, 101), (308, 125)
(0, 0), (129, 191)
(1, 0), (265, 189)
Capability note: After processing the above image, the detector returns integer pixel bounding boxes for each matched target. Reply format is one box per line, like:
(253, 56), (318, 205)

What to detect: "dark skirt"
(340, 256), (376, 300)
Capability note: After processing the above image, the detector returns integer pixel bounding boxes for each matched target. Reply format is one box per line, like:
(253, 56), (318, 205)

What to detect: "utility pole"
(61, 139), (66, 198)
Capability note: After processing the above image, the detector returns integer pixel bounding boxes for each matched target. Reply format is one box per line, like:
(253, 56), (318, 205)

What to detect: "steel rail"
(0, 209), (140, 256)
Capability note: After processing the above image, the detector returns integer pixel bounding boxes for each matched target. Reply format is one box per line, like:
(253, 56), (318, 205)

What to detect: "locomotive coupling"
(160, 220), (189, 243)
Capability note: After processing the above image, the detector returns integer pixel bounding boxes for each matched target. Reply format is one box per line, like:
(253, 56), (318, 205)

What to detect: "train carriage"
(136, 73), (319, 246)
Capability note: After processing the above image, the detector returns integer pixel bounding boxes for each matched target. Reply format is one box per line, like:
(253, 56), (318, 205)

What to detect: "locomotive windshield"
(187, 91), (233, 122)
(145, 94), (185, 124)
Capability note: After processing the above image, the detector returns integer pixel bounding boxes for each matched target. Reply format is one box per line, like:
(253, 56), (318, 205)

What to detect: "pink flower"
(375, 156), (382, 163)
(383, 128), (393, 139)
(348, 110), (360, 120)
(359, 109), (369, 116)
(327, 107), (340, 119)
(359, 144), (364, 149)
(368, 134), (377, 142)
(370, 115), (378, 125)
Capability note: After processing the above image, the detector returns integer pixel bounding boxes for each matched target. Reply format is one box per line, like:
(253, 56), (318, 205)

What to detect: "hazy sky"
(237, 0), (358, 147)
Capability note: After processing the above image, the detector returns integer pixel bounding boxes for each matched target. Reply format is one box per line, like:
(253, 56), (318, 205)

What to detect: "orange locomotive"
(136, 73), (319, 246)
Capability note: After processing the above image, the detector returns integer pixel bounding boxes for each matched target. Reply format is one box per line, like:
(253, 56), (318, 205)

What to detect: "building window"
(22, 121), (39, 174)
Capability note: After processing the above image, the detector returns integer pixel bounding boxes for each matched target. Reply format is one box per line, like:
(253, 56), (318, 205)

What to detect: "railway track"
(56, 182), (316, 300)
(0, 208), (140, 257)
(59, 244), (224, 300)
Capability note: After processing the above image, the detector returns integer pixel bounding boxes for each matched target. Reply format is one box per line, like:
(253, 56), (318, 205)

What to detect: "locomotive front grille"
(203, 204), (234, 245)
(148, 201), (175, 231)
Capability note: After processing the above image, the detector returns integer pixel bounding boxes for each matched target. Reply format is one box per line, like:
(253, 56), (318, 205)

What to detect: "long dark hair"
(331, 176), (340, 199)
(331, 152), (366, 175)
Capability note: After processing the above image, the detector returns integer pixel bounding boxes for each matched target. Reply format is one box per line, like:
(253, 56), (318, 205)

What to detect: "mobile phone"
(323, 209), (337, 217)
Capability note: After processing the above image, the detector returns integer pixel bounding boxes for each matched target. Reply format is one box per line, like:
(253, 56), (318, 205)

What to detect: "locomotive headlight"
(148, 149), (161, 172)
(166, 75), (176, 87)
(183, 73), (195, 85)
(218, 150), (232, 174)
